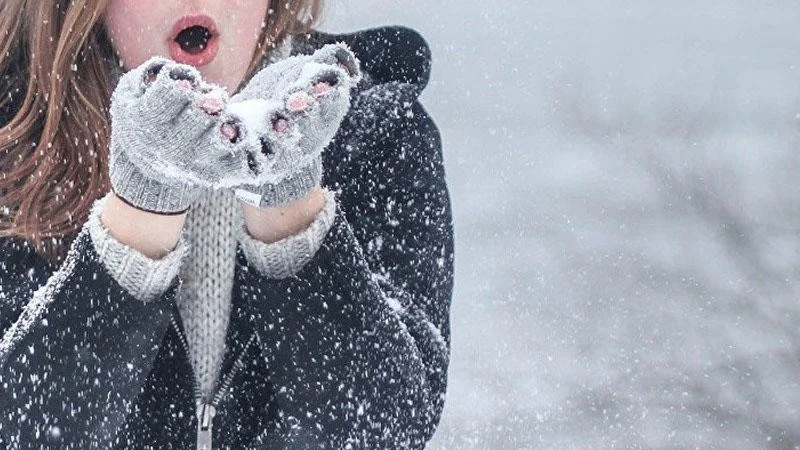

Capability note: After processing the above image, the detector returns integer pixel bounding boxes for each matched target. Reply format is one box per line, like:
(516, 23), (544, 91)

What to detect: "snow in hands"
(226, 42), (363, 206)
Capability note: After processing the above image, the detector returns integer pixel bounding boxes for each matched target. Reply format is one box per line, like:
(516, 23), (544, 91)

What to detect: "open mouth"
(169, 14), (219, 67)
(176, 26), (213, 54)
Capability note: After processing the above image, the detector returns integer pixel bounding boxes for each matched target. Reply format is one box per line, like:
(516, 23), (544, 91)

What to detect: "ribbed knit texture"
(176, 188), (238, 401)
(236, 188), (336, 278)
(86, 192), (190, 302)
(234, 157), (323, 208)
(109, 148), (199, 214)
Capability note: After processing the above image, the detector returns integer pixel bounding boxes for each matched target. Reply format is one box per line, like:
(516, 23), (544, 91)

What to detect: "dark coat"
(0, 26), (454, 449)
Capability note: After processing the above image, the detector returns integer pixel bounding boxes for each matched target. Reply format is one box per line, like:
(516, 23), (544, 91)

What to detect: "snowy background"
(324, 1), (800, 449)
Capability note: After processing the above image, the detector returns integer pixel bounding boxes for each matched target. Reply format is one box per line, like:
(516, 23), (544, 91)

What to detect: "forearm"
(238, 214), (449, 449)
(0, 229), (177, 448)
(100, 191), (187, 259)
(239, 185), (326, 244)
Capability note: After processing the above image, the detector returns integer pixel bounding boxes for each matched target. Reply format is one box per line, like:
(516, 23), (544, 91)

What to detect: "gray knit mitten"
(109, 57), (253, 214)
(223, 43), (362, 208)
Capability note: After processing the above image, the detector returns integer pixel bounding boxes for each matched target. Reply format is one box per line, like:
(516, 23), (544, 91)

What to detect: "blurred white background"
(323, 1), (800, 448)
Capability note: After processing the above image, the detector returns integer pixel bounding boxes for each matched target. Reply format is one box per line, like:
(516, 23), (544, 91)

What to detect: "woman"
(0, 0), (453, 449)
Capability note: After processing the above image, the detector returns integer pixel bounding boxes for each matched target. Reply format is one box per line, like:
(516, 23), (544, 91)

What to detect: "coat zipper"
(170, 313), (257, 450)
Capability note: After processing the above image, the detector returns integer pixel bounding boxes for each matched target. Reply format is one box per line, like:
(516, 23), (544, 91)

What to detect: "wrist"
(112, 187), (190, 216)
(240, 185), (326, 244)
(101, 191), (188, 259)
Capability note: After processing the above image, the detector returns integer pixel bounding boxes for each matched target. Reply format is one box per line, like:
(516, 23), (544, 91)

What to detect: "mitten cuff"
(235, 157), (323, 208)
(109, 148), (198, 214)
(236, 188), (336, 279)
(87, 192), (190, 302)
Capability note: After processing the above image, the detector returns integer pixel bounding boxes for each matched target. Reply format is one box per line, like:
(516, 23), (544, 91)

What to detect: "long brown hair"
(0, 0), (324, 265)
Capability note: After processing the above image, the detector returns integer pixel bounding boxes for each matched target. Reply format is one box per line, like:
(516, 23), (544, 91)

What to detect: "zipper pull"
(196, 402), (216, 450)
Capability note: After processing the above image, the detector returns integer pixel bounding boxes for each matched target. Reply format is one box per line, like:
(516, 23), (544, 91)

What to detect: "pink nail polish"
(287, 91), (312, 112)
(200, 97), (225, 115)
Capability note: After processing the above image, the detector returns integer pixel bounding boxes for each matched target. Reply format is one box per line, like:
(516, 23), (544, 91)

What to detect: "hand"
(108, 57), (254, 214)
(223, 43), (362, 208)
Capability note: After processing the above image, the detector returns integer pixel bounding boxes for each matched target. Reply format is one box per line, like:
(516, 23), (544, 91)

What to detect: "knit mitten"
(224, 43), (362, 208)
(109, 57), (253, 214)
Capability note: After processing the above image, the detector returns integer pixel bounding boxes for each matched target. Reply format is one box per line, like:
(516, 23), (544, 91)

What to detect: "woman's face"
(103, 0), (270, 92)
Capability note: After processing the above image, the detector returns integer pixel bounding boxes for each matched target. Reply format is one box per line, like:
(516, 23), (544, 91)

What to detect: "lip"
(168, 14), (219, 67)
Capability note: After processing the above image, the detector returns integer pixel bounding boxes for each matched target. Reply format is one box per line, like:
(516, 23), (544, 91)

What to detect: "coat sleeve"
(235, 92), (454, 449)
(0, 226), (179, 449)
